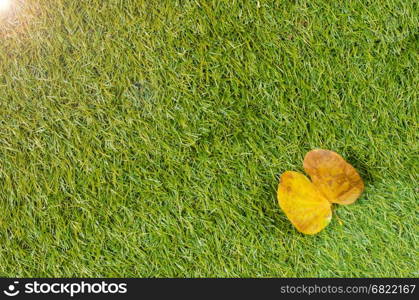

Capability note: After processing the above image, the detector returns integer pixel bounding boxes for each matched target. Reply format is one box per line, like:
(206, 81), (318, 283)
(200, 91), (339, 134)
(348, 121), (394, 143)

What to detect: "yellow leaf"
(277, 171), (332, 235)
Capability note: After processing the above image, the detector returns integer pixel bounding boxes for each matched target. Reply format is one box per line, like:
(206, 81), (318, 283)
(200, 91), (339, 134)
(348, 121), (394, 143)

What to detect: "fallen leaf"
(303, 149), (364, 205)
(277, 171), (332, 235)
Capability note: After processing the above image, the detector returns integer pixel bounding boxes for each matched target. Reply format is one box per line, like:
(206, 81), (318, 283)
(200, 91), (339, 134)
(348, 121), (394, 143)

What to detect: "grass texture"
(0, 0), (418, 277)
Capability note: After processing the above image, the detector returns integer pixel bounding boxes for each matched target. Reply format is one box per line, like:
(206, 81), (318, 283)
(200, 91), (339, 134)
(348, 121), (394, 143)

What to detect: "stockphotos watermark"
(3, 280), (128, 297)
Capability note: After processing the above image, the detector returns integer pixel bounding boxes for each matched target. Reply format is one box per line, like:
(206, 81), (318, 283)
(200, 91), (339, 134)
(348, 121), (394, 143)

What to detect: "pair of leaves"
(277, 149), (364, 235)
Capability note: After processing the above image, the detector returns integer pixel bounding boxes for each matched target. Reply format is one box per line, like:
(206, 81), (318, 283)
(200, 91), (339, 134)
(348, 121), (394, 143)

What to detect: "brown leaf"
(303, 149), (364, 205)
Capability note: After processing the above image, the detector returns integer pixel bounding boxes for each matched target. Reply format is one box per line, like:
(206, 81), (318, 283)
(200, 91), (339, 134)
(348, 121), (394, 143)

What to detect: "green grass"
(0, 0), (417, 277)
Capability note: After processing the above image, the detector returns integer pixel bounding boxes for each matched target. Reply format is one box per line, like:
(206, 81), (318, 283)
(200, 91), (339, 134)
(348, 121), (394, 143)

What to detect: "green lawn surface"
(0, 0), (417, 277)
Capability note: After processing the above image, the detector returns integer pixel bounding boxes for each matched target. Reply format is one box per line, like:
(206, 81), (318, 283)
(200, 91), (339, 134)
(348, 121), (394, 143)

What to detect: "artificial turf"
(0, 0), (417, 277)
